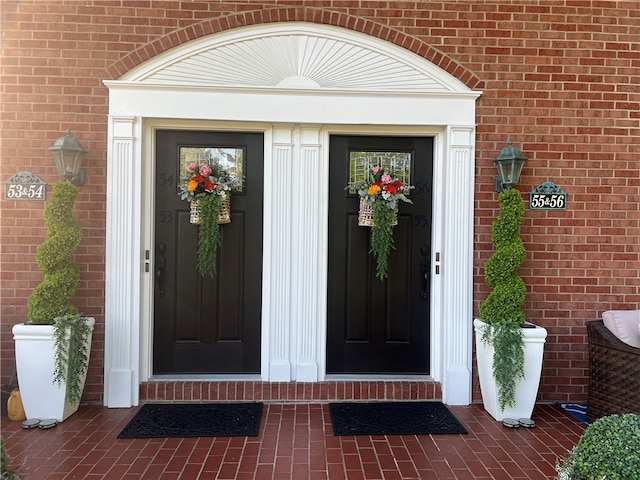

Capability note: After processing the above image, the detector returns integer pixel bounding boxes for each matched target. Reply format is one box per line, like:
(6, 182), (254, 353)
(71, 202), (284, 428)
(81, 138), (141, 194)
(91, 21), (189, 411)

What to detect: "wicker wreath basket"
(358, 197), (397, 227)
(217, 194), (231, 224)
(189, 200), (200, 224)
(190, 194), (231, 225)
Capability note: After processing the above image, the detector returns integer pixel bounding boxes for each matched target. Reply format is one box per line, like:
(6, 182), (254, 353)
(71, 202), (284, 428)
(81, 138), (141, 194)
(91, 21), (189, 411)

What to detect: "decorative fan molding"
(121, 23), (470, 93)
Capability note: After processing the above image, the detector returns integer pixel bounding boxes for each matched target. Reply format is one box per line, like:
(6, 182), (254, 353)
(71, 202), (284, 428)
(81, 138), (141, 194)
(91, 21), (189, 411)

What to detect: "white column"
(291, 126), (323, 381)
(266, 125), (294, 381)
(441, 126), (475, 405)
(104, 116), (140, 407)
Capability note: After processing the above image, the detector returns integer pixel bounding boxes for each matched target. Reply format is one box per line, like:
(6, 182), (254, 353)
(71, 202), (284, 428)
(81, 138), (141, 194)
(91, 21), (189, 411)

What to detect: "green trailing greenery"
(52, 314), (92, 405)
(370, 201), (396, 280)
(556, 414), (640, 480)
(1, 437), (22, 480)
(27, 182), (81, 324)
(196, 193), (223, 277)
(479, 188), (527, 411)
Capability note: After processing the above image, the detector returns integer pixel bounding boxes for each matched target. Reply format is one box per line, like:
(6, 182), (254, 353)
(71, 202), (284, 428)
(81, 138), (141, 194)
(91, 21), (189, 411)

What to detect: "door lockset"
(420, 259), (430, 300)
(156, 243), (167, 298)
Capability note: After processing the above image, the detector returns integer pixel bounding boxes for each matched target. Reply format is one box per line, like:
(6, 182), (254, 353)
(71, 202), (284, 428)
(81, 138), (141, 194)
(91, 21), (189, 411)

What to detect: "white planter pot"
(474, 318), (547, 421)
(12, 317), (95, 422)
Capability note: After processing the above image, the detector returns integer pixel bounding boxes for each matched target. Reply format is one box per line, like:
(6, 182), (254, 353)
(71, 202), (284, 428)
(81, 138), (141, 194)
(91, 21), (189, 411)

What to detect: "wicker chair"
(585, 320), (640, 423)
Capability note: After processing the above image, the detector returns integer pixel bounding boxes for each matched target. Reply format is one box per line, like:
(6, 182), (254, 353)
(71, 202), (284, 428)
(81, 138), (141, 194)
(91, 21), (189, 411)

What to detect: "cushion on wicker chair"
(602, 310), (640, 348)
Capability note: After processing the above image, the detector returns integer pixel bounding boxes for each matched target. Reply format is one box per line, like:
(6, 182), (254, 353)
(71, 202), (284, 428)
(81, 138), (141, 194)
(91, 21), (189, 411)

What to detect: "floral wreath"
(179, 162), (232, 201)
(351, 165), (412, 209)
(178, 161), (235, 277)
(347, 165), (413, 279)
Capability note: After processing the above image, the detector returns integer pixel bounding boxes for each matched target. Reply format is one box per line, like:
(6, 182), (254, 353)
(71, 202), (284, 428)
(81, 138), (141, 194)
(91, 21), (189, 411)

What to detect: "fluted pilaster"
(104, 116), (140, 407)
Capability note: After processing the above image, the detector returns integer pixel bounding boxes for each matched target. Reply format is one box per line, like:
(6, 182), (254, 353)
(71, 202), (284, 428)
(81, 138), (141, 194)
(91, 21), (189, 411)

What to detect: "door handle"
(420, 259), (429, 300)
(156, 266), (163, 285)
(156, 254), (166, 280)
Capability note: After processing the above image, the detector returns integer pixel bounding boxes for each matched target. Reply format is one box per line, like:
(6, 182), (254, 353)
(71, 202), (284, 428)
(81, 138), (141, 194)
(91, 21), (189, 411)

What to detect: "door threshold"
(325, 374), (434, 381)
(151, 374), (262, 381)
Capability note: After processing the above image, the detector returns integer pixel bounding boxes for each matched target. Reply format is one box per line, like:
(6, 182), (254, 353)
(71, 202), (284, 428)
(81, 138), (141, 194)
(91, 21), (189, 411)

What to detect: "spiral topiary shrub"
(27, 181), (81, 324)
(556, 414), (640, 480)
(479, 187), (527, 411)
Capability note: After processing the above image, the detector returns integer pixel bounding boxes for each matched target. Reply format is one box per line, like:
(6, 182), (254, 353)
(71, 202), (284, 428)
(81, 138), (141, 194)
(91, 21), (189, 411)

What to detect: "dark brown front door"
(327, 135), (433, 374)
(154, 130), (263, 374)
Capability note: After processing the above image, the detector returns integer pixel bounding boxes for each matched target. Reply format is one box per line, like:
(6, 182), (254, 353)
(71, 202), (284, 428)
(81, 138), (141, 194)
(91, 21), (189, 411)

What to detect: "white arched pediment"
(104, 22), (479, 410)
(120, 23), (470, 94)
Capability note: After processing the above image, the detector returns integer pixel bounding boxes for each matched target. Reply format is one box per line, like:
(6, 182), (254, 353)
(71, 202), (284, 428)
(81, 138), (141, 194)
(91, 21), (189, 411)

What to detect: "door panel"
(154, 130), (263, 374)
(327, 135), (433, 374)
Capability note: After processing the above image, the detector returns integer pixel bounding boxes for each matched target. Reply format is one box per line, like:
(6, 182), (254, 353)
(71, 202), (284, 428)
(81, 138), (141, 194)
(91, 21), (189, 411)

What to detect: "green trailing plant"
(1, 437), (22, 480)
(52, 313), (92, 405)
(370, 201), (396, 279)
(479, 187), (527, 411)
(27, 181), (81, 324)
(196, 193), (224, 277)
(556, 414), (640, 480)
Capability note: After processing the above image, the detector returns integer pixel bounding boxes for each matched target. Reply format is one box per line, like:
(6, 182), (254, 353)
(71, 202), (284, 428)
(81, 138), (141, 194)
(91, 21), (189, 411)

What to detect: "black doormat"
(329, 401), (467, 436)
(117, 402), (263, 439)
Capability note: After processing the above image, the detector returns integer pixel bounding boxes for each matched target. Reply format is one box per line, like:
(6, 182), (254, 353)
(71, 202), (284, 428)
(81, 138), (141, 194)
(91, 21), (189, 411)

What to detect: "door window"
(179, 147), (245, 192)
(348, 151), (412, 193)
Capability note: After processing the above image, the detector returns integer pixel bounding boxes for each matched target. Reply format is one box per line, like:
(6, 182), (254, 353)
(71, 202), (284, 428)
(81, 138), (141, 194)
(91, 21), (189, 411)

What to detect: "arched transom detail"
(122, 23), (470, 93)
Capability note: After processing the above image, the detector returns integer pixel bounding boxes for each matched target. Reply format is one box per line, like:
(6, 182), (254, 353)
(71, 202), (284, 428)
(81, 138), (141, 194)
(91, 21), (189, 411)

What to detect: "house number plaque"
(5, 171), (47, 201)
(529, 181), (566, 210)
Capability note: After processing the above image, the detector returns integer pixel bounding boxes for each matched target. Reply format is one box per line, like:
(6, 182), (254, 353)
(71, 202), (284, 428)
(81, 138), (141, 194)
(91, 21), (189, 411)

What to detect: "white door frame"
(103, 22), (481, 408)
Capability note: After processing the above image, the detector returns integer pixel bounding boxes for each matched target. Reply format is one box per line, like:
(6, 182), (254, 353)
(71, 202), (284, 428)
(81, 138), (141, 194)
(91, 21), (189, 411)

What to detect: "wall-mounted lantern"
(49, 129), (86, 186)
(494, 139), (527, 192)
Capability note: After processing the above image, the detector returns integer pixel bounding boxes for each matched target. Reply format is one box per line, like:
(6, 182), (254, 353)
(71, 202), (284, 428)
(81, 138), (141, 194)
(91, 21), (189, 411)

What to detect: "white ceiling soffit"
(120, 23), (472, 94)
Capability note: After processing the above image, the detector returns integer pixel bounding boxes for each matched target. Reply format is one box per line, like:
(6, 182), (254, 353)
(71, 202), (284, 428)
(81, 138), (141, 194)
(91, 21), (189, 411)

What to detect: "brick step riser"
(140, 380), (442, 403)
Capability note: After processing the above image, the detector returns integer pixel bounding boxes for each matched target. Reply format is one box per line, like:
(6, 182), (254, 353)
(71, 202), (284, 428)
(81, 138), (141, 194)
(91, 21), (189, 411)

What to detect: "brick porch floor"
(1, 396), (584, 480)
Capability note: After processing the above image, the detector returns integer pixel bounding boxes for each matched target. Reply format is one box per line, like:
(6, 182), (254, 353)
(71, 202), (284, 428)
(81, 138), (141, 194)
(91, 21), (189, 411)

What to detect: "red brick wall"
(1, 1), (638, 406)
